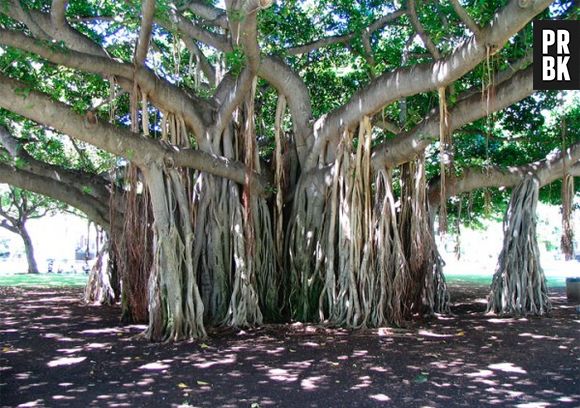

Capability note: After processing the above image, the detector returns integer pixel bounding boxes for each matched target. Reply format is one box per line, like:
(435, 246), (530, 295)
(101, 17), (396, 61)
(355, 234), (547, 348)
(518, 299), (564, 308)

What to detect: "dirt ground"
(0, 284), (578, 407)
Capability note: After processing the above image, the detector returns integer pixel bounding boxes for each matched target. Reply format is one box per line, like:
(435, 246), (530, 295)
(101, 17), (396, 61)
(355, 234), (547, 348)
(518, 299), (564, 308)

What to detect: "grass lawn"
(445, 274), (566, 288)
(0, 272), (566, 289)
(0, 273), (88, 287)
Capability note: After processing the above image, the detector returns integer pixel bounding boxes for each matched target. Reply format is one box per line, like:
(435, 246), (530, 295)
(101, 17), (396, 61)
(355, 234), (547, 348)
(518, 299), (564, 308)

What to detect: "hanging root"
(226, 79), (278, 327)
(145, 165), (206, 342)
(560, 118), (574, 260)
(399, 155), (450, 317)
(561, 174), (575, 260)
(287, 175), (327, 321)
(83, 243), (116, 305)
(274, 95), (287, 270)
(399, 157), (428, 316)
(371, 169), (409, 325)
(289, 120), (450, 327)
(487, 176), (551, 316)
(421, 216), (451, 315)
(114, 166), (152, 323)
(438, 87), (451, 234)
(331, 119), (374, 327)
(289, 120), (373, 326)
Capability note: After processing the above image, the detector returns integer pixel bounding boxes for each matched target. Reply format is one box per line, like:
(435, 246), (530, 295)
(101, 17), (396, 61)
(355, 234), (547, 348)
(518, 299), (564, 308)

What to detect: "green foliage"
(225, 47), (246, 77)
(0, 186), (66, 223)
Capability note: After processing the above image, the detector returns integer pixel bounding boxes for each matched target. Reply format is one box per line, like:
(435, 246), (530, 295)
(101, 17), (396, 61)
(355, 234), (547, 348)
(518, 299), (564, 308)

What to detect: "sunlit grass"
(0, 272), (566, 289)
(446, 274), (566, 288)
(0, 272), (88, 287)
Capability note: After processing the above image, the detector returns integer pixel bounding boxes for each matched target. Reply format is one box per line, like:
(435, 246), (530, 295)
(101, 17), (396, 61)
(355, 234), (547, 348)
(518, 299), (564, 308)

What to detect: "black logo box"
(533, 20), (580, 90)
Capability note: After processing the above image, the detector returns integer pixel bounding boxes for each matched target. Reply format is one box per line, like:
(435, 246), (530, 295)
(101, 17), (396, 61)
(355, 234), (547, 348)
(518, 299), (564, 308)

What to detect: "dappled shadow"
(0, 284), (578, 407)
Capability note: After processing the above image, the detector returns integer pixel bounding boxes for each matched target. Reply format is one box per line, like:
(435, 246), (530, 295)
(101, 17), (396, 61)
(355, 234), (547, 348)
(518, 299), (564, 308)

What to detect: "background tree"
(0, 187), (63, 273)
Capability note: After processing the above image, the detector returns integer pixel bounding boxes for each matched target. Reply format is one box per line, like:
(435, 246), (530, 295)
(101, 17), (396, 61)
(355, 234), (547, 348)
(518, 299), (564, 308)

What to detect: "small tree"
(0, 187), (62, 274)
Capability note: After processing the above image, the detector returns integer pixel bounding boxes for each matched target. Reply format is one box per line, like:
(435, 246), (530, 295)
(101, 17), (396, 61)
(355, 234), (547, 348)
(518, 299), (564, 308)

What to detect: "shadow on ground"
(0, 284), (578, 407)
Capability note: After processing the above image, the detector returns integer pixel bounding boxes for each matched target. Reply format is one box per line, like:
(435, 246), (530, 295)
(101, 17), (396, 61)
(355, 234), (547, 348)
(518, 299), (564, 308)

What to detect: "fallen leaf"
(196, 380), (210, 386)
(414, 374), (429, 384)
(178, 383), (188, 389)
(200, 343), (210, 349)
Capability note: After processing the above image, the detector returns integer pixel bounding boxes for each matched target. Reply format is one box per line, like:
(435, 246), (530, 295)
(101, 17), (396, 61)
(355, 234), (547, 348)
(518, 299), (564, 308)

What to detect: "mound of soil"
(1, 284), (578, 407)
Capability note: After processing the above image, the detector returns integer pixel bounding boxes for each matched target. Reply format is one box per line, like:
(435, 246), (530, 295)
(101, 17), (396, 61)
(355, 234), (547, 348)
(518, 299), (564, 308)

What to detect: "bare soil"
(1, 284), (578, 407)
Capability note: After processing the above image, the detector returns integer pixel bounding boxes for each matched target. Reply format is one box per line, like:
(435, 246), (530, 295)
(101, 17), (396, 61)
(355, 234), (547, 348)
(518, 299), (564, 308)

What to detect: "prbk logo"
(533, 20), (579, 90)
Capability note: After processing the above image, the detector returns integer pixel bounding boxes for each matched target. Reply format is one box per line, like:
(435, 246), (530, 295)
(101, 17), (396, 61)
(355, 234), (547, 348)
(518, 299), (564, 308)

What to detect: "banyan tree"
(0, 0), (578, 341)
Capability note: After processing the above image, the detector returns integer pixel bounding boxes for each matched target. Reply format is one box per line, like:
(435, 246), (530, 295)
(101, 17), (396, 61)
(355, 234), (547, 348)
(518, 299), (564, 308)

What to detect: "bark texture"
(487, 177), (551, 316)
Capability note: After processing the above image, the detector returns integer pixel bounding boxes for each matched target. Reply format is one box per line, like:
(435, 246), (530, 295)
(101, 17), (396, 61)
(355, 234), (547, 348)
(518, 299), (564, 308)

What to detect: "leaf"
(456, 331), (465, 336)
(414, 373), (429, 384)
(178, 382), (188, 388)
(196, 380), (210, 386)
(200, 343), (210, 349)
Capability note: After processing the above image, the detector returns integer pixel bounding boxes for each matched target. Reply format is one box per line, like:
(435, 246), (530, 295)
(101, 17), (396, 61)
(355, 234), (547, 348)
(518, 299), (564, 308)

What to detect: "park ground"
(0, 282), (578, 408)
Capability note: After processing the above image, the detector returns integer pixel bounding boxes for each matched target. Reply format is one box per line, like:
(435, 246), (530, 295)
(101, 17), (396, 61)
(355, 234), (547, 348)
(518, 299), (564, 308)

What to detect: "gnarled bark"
(487, 176), (550, 316)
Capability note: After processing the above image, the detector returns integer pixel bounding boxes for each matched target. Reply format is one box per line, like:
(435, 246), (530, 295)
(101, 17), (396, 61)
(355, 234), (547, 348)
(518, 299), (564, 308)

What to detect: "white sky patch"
(541, 90), (579, 126)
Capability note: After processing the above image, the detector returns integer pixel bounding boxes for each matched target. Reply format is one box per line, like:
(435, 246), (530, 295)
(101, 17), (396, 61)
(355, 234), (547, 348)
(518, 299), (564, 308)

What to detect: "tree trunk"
(20, 224), (39, 274)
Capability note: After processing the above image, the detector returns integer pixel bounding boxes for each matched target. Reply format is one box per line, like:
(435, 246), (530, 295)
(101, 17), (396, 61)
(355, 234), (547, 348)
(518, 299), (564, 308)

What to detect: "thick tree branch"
(2, 6), (216, 140)
(165, 10), (232, 52)
(6, 0), (51, 40)
(258, 57), (314, 166)
(287, 33), (354, 56)
(2, 5), (109, 57)
(373, 118), (401, 134)
(0, 164), (113, 231)
(51, 0), (68, 28)
(407, 0), (441, 59)
(182, 36), (217, 86)
(0, 29), (213, 142)
(449, 0), (481, 36)
(457, 50), (533, 102)
(428, 142), (580, 205)
(180, 0), (228, 28)
(372, 66), (534, 169)
(166, 7), (315, 166)
(0, 125), (120, 211)
(0, 75), (271, 195)
(208, 0), (268, 140)
(135, 0), (156, 65)
(286, 9), (404, 55)
(0, 30), (133, 78)
(307, 0), (552, 171)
